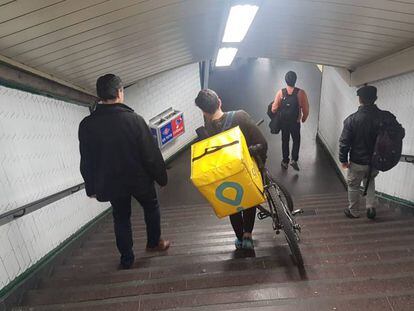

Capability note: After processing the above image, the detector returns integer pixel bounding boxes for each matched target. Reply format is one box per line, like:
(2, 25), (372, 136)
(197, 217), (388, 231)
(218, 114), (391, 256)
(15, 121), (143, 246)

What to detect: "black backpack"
(371, 111), (405, 172)
(279, 88), (300, 125)
(363, 111), (404, 196)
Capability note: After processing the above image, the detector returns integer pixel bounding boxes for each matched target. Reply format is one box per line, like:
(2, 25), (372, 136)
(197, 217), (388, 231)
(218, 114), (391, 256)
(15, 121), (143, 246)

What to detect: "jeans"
(110, 185), (161, 264)
(229, 206), (257, 240)
(347, 162), (379, 213)
(281, 122), (301, 163)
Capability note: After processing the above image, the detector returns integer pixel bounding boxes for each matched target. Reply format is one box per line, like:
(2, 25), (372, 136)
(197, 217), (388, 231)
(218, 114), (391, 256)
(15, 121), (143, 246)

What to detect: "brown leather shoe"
(146, 239), (170, 252)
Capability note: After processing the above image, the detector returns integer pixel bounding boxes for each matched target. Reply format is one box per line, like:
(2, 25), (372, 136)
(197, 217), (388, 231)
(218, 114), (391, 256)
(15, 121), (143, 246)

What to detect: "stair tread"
(14, 193), (414, 310)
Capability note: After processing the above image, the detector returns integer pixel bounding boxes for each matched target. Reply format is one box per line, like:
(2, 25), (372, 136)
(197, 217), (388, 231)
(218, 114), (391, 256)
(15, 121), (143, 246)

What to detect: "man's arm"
(299, 90), (309, 123)
(271, 90), (282, 113)
(135, 115), (168, 186)
(339, 117), (353, 168)
(78, 122), (96, 197)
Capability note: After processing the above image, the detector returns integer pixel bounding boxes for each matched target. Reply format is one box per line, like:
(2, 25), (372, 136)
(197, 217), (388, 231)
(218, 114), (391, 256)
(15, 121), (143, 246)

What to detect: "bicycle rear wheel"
(267, 186), (304, 267)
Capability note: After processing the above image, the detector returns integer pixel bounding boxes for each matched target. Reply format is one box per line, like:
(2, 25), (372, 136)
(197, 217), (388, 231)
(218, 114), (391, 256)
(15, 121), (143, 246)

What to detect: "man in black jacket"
(339, 85), (382, 220)
(79, 74), (170, 269)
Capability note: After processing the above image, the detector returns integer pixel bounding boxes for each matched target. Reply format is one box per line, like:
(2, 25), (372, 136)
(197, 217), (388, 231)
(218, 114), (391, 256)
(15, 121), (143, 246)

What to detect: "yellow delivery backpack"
(190, 126), (266, 218)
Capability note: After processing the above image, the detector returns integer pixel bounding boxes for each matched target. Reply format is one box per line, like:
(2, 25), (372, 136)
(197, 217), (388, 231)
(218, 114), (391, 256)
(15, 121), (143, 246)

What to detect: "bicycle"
(249, 144), (304, 267)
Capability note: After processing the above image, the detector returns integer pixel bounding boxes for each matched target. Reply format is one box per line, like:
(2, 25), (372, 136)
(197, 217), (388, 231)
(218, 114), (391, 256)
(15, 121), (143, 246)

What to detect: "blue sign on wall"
(160, 122), (173, 146)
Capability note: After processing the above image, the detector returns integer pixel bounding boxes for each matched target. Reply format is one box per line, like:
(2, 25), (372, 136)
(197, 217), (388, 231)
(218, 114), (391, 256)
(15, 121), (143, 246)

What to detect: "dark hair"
(357, 85), (377, 105)
(96, 74), (123, 100)
(285, 71), (297, 87)
(195, 89), (220, 114)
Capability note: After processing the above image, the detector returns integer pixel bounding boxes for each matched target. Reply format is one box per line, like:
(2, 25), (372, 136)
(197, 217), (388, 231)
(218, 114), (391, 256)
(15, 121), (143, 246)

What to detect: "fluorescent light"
(215, 47), (238, 67)
(222, 5), (259, 43)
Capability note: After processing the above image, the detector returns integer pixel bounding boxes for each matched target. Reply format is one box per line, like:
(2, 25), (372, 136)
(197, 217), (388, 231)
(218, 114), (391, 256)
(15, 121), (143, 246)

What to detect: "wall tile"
(124, 63), (204, 160)
(0, 85), (108, 291)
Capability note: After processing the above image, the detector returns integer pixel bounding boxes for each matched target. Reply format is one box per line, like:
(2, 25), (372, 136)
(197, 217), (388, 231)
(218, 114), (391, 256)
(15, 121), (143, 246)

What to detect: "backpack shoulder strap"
(222, 111), (235, 131)
(293, 87), (300, 95)
(282, 88), (288, 98)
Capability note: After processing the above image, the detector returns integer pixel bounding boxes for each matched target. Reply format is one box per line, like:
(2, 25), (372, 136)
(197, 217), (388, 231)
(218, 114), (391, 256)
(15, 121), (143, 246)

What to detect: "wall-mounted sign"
(149, 108), (185, 148)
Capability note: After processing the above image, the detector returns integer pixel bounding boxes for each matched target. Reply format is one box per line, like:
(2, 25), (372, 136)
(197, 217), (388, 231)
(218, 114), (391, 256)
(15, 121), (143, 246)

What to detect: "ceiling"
(240, 0), (414, 69)
(0, 0), (413, 93)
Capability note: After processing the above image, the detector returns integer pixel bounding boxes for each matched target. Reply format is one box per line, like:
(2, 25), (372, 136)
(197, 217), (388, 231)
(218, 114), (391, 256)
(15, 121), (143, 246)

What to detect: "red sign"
(172, 114), (185, 138)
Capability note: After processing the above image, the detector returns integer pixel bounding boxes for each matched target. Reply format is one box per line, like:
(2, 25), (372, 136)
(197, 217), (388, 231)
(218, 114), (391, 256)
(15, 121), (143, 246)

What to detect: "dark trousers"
(110, 185), (161, 263)
(229, 206), (257, 240)
(281, 122), (301, 163)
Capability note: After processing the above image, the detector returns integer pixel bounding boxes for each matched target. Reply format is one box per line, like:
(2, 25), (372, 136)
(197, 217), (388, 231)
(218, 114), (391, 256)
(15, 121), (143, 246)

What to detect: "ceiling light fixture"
(215, 47), (238, 67)
(222, 4), (259, 43)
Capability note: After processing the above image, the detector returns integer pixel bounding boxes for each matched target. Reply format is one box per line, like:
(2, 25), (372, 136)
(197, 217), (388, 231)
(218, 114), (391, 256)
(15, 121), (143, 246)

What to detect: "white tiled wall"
(124, 63), (204, 160)
(318, 66), (414, 202)
(0, 191), (105, 290)
(0, 85), (108, 291)
(0, 86), (86, 214)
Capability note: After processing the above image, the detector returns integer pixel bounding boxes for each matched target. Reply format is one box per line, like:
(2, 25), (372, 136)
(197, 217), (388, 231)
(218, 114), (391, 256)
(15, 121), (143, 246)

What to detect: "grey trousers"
(347, 162), (379, 213)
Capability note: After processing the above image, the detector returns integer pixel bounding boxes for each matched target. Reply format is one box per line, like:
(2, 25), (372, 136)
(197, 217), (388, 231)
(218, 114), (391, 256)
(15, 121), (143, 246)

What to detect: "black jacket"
(78, 104), (167, 202)
(339, 104), (395, 165)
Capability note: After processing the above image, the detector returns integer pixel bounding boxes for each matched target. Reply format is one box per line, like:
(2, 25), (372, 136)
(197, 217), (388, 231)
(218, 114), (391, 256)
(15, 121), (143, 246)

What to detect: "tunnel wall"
(318, 66), (414, 203)
(206, 58), (353, 197)
(208, 58), (322, 141)
(0, 85), (108, 292)
(124, 63), (203, 160)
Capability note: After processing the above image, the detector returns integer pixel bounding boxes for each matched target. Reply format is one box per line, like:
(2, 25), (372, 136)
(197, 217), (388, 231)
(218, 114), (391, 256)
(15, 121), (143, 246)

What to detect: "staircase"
(13, 192), (414, 310)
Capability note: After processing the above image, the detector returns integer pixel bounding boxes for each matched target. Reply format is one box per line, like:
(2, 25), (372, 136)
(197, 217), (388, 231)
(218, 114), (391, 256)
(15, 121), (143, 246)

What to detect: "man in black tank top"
(272, 71), (310, 171)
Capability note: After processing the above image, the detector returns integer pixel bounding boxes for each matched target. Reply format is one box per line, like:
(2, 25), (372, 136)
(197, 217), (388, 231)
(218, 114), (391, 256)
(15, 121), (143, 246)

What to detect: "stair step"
(77, 224), (414, 253)
(13, 190), (414, 310)
(17, 273), (414, 310)
(65, 230), (414, 266)
(41, 245), (414, 290)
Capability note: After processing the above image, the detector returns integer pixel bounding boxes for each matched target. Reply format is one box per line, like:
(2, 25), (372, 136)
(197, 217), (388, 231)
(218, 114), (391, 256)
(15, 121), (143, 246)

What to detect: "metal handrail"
(0, 183), (85, 226)
(401, 154), (414, 164)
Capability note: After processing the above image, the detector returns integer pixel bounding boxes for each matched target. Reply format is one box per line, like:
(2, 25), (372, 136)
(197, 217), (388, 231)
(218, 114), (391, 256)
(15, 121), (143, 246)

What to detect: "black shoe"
(344, 208), (359, 219)
(290, 161), (300, 171)
(120, 252), (135, 269)
(119, 259), (134, 270)
(367, 208), (376, 220)
(281, 161), (289, 169)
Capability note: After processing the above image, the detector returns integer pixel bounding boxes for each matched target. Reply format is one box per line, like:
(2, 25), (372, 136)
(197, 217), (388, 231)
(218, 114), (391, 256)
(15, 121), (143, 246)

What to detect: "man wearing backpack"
(339, 85), (404, 220)
(195, 89), (267, 250)
(272, 71), (309, 171)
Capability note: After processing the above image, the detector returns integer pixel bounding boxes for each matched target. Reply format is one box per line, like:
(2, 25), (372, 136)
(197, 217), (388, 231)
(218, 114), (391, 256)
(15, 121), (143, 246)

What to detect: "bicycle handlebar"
(256, 119), (264, 127)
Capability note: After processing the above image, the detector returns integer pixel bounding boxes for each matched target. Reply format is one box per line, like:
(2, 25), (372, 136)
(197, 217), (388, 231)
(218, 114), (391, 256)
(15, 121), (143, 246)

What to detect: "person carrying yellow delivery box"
(193, 89), (268, 250)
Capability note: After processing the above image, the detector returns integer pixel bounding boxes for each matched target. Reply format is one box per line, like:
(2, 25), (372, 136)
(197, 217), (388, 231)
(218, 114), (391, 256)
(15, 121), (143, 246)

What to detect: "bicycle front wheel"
(268, 185), (304, 267)
(265, 172), (294, 212)
(275, 180), (294, 212)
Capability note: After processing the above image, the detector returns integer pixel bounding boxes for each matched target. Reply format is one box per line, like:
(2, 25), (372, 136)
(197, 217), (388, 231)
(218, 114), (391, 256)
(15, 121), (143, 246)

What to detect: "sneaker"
(281, 161), (289, 169)
(146, 239), (170, 252)
(235, 238), (243, 249)
(367, 208), (376, 220)
(242, 237), (254, 250)
(290, 161), (300, 171)
(344, 208), (360, 219)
